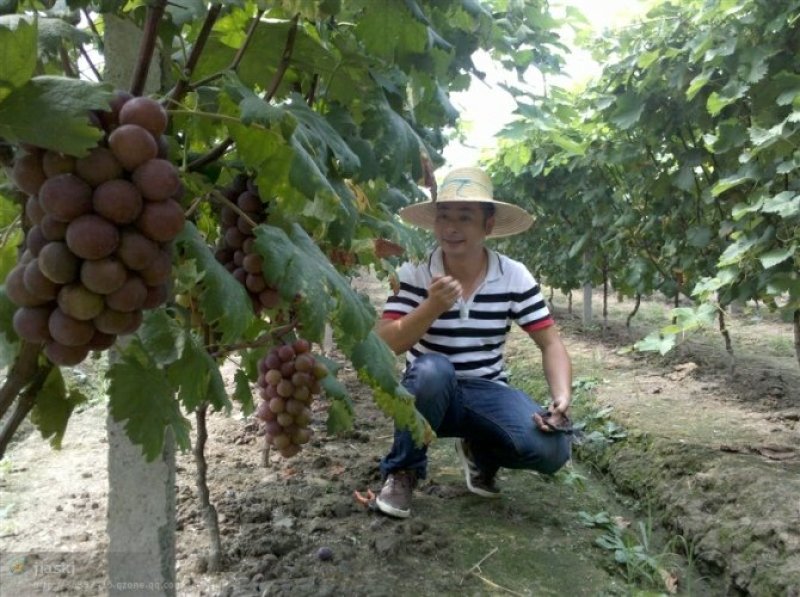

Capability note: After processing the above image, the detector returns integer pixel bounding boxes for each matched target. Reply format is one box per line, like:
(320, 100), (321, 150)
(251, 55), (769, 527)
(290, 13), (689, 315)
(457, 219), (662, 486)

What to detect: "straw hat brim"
(399, 198), (534, 238)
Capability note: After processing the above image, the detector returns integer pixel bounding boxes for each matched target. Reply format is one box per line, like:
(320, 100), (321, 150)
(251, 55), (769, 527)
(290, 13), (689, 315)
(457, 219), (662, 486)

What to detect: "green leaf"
(108, 343), (190, 461)
(285, 97), (360, 176)
(166, 331), (229, 413)
(0, 76), (110, 156)
(706, 80), (748, 116)
(326, 398), (354, 434)
(29, 367), (87, 449)
(711, 169), (755, 197)
(686, 71), (711, 101)
(759, 246), (795, 270)
(165, 0), (206, 27)
(355, 0), (428, 60)
(609, 93), (644, 129)
(252, 224), (375, 350)
(137, 308), (185, 367)
(0, 287), (17, 368)
(634, 332), (676, 355)
(687, 226), (712, 248)
(233, 369), (254, 416)
(762, 191), (800, 218)
(175, 222), (255, 343)
(37, 17), (90, 54)
(718, 235), (758, 267)
(0, 15), (36, 102)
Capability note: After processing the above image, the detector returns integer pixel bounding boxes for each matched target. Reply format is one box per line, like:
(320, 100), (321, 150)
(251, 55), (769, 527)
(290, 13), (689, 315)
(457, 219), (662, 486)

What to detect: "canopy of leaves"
(0, 0), (566, 455)
(491, 0), (800, 351)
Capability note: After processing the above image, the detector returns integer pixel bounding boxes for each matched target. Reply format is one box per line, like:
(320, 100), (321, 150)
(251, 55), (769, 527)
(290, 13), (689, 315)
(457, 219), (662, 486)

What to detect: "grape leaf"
(634, 332), (677, 355)
(0, 76), (110, 156)
(609, 93), (645, 129)
(137, 308), (185, 367)
(233, 369), (254, 416)
(326, 398), (354, 434)
(29, 367), (87, 449)
(166, 331), (229, 413)
(355, 0), (428, 61)
(0, 15), (36, 102)
(0, 287), (18, 369)
(175, 222), (255, 343)
(759, 246), (795, 270)
(284, 97), (360, 177)
(252, 224), (375, 349)
(37, 17), (90, 53)
(108, 344), (191, 461)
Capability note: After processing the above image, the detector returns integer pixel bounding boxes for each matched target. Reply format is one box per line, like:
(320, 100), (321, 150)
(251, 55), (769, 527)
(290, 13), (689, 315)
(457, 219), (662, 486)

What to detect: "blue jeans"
(380, 354), (571, 479)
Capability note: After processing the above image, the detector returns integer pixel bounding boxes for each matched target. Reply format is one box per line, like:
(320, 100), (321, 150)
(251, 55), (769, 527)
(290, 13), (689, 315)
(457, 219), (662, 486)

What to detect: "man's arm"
(375, 275), (461, 355)
(528, 325), (572, 430)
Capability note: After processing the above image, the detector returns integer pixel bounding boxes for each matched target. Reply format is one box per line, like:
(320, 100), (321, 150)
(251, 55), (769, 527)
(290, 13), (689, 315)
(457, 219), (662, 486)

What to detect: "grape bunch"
(255, 338), (328, 458)
(5, 92), (185, 366)
(214, 176), (281, 313)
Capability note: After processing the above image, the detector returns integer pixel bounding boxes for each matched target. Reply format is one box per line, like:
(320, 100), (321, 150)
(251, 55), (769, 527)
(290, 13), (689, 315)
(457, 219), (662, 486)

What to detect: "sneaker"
(455, 439), (501, 498)
(375, 470), (417, 518)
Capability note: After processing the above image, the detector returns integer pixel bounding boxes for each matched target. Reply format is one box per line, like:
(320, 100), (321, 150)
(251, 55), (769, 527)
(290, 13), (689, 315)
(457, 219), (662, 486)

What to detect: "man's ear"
(485, 215), (496, 235)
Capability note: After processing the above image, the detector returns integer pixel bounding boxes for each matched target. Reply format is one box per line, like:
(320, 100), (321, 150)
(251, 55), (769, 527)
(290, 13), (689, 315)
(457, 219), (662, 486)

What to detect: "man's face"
(433, 202), (494, 256)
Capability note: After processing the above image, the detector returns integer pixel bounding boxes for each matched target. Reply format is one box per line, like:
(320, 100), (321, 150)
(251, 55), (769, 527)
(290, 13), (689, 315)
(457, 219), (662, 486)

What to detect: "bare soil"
(1, 280), (797, 596)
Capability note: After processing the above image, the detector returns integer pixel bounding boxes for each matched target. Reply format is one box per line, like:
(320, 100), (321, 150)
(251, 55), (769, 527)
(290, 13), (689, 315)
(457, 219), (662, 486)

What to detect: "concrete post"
(107, 423), (176, 596)
(103, 14), (175, 596)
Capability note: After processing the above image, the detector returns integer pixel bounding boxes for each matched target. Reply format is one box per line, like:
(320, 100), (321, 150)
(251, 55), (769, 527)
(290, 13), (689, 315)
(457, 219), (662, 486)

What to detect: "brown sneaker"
(455, 439), (501, 498)
(375, 469), (417, 518)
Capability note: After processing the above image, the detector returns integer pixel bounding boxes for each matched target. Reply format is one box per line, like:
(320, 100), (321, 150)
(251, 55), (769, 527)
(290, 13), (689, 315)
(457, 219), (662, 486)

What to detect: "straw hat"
(399, 166), (533, 238)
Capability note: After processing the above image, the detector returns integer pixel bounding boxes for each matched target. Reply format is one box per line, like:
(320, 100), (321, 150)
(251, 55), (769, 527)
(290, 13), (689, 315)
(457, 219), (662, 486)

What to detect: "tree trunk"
(194, 403), (223, 572)
(626, 294), (641, 328)
(568, 291), (572, 314)
(718, 307), (735, 362)
(602, 264), (609, 331)
(794, 309), (800, 370)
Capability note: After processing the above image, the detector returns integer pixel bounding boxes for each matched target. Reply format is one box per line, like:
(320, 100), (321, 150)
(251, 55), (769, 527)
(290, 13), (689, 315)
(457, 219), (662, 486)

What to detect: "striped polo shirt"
(381, 247), (554, 383)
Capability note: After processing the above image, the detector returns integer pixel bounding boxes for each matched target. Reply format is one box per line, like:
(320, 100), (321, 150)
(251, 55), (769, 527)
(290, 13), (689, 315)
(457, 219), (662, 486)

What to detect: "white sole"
(375, 496), (411, 518)
(455, 440), (501, 499)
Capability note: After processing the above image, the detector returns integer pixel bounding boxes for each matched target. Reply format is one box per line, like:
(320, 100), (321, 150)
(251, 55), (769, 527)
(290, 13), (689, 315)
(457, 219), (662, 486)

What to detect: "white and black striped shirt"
(381, 247), (554, 383)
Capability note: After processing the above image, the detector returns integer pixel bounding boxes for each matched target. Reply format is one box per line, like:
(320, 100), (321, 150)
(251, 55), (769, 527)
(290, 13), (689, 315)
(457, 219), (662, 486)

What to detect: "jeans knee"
(517, 434), (571, 475)
(404, 354), (455, 398)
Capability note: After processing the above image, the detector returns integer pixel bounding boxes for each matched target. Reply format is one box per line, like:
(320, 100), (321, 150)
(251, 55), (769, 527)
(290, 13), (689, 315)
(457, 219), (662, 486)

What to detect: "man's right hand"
(427, 275), (462, 314)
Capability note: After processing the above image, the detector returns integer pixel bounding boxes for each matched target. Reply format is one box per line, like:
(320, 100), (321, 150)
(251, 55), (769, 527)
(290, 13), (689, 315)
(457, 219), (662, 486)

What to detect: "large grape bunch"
(214, 176), (281, 313)
(255, 339), (328, 458)
(5, 92), (185, 366)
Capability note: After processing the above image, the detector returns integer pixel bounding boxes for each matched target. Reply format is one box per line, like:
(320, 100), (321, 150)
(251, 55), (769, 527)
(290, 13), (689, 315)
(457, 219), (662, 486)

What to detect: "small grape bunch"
(255, 338), (328, 458)
(213, 176), (280, 313)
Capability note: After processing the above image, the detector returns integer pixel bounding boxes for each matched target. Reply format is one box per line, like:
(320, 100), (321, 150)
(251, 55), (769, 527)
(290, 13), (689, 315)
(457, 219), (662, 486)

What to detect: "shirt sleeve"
(381, 263), (427, 320)
(510, 264), (554, 332)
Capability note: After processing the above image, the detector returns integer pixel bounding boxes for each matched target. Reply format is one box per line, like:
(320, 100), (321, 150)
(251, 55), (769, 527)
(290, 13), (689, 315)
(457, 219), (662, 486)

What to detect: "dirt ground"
(1, 278), (798, 596)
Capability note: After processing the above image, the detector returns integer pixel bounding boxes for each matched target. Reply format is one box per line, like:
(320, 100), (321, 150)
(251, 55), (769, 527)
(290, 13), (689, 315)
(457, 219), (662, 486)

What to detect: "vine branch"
(189, 8), (266, 90)
(166, 3), (223, 108)
(264, 13), (300, 101)
(130, 0), (168, 96)
(210, 322), (298, 358)
(185, 12), (300, 171)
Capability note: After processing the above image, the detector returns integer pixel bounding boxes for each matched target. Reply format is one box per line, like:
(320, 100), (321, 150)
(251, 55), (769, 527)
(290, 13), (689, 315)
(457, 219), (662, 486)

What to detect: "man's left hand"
(533, 397), (571, 433)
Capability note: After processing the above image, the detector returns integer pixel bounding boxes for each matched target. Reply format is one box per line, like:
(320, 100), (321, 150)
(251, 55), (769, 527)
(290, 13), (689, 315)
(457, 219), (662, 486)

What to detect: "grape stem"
(209, 189), (258, 229)
(185, 12), (300, 172)
(188, 8), (267, 90)
(165, 3), (223, 108)
(0, 343), (52, 460)
(209, 322), (297, 358)
(130, 0), (168, 96)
